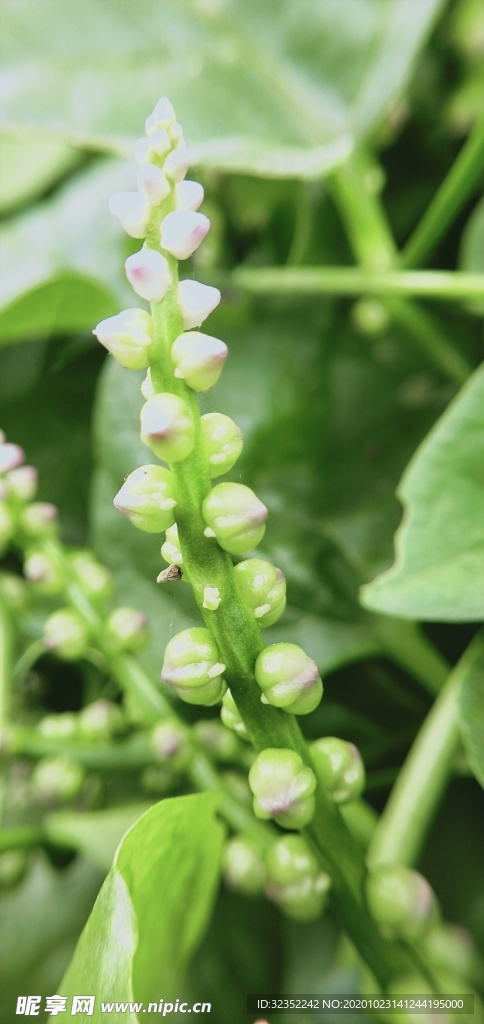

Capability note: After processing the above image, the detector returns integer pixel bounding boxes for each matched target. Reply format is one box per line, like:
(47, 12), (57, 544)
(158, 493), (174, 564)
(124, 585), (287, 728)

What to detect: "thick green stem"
(367, 635), (484, 868)
(402, 116), (484, 269)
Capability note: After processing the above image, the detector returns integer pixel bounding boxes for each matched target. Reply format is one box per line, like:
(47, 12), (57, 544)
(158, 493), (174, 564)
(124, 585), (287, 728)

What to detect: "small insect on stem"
(157, 564), (183, 583)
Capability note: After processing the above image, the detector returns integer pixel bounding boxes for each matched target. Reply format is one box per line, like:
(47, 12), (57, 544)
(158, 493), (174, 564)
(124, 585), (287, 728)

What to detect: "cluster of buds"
(38, 700), (125, 744)
(0, 430), (58, 558)
(96, 99), (323, 734)
(264, 835), (331, 921)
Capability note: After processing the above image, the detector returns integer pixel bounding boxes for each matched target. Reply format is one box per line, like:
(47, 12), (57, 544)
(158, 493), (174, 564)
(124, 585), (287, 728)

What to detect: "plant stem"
(233, 266), (484, 304)
(402, 116), (484, 269)
(367, 635), (484, 868)
(0, 596), (13, 728)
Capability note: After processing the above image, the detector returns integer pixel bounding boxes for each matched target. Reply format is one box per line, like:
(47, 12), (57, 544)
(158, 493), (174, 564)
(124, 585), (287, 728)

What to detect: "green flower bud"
(0, 572), (28, 611)
(171, 332), (228, 392)
(201, 413), (243, 478)
(37, 712), (79, 740)
(365, 865), (437, 941)
(70, 552), (113, 603)
(43, 609), (90, 661)
(425, 924), (479, 983)
(352, 298), (390, 336)
(193, 719), (240, 761)
(161, 627), (227, 706)
(24, 548), (65, 594)
(220, 689), (249, 740)
(202, 483), (268, 555)
(93, 309), (153, 369)
(140, 393), (195, 463)
(265, 835), (331, 921)
(150, 719), (192, 769)
(248, 748), (317, 829)
(107, 606), (149, 651)
(234, 559), (286, 628)
(255, 643), (323, 715)
(31, 755), (85, 804)
(310, 737), (365, 803)
(114, 464), (177, 533)
(224, 837), (266, 896)
(78, 700), (124, 742)
(21, 502), (58, 538)
(161, 523), (183, 566)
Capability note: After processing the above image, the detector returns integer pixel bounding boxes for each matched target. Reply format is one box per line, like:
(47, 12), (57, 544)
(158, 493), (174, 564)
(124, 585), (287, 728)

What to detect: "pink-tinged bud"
(140, 394), (195, 463)
(108, 191), (150, 239)
(107, 606), (149, 651)
(178, 280), (221, 329)
(163, 144), (189, 183)
(93, 308), (153, 369)
(24, 549), (64, 594)
(160, 210), (210, 260)
(125, 248), (172, 303)
(5, 465), (38, 501)
(0, 443), (24, 474)
(171, 332), (227, 392)
(21, 503), (58, 538)
(113, 464), (176, 533)
(202, 482), (268, 555)
(175, 180), (204, 212)
(145, 96), (176, 135)
(134, 129), (171, 164)
(136, 164), (170, 204)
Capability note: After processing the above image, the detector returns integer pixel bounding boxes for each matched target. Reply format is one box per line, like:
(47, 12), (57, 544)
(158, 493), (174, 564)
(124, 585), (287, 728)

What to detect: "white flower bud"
(125, 248), (172, 303)
(175, 179), (204, 211)
(163, 144), (189, 183)
(136, 164), (170, 204)
(169, 122), (185, 147)
(161, 523), (183, 566)
(0, 443), (24, 474)
(21, 502), (58, 538)
(141, 368), (154, 399)
(134, 129), (171, 165)
(171, 332), (227, 392)
(114, 464), (176, 533)
(93, 308), (153, 369)
(145, 96), (176, 135)
(5, 465), (38, 501)
(178, 280), (221, 329)
(140, 393), (195, 463)
(108, 191), (150, 239)
(160, 210), (210, 260)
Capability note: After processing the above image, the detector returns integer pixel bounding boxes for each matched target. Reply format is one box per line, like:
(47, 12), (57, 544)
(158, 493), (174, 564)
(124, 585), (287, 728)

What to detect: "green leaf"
(60, 794), (224, 1014)
(44, 804), (152, 872)
(460, 196), (484, 314)
(361, 364), (484, 621)
(459, 635), (484, 789)
(0, 138), (80, 215)
(0, 0), (444, 178)
(0, 273), (116, 346)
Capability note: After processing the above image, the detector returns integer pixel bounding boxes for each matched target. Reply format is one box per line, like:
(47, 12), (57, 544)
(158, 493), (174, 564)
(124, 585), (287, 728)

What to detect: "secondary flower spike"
(125, 248), (172, 303)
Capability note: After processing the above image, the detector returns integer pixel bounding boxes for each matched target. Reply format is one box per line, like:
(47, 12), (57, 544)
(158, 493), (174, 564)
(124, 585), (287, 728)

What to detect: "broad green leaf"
(0, 274), (116, 346)
(0, 855), (102, 1022)
(45, 804), (151, 872)
(0, 0), (444, 178)
(459, 636), (484, 789)
(60, 794), (224, 1014)
(0, 138), (80, 214)
(361, 364), (484, 620)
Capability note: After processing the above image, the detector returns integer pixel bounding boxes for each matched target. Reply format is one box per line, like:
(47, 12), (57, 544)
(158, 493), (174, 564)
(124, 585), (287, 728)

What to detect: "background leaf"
(44, 804), (152, 872)
(361, 364), (484, 621)
(60, 794), (224, 1014)
(459, 635), (484, 789)
(0, 0), (443, 177)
